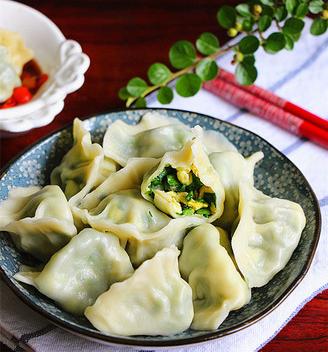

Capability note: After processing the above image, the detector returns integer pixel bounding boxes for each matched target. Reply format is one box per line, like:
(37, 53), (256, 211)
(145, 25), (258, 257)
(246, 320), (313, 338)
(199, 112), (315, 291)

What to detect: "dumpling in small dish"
(0, 185), (77, 261)
(232, 181), (306, 288)
(179, 224), (251, 330)
(85, 246), (194, 336)
(210, 151), (263, 230)
(141, 138), (225, 222)
(51, 118), (117, 199)
(14, 228), (133, 315)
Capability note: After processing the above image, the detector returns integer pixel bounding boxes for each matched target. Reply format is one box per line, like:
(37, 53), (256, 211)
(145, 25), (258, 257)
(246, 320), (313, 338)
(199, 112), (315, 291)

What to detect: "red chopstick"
(216, 68), (328, 131)
(204, 78), (328, 149)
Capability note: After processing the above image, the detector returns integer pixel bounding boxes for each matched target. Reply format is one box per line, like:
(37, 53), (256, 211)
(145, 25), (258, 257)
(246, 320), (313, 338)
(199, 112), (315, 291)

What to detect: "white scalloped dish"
(0, 0), (90, 133)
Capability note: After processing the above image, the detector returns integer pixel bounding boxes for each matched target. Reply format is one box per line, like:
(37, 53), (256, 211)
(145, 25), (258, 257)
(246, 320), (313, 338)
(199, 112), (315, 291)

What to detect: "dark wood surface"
(0, 1), (327, 351)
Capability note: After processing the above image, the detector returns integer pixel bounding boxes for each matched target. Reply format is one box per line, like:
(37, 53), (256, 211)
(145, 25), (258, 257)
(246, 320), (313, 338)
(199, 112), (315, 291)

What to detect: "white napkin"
(1, 18), (327, 352)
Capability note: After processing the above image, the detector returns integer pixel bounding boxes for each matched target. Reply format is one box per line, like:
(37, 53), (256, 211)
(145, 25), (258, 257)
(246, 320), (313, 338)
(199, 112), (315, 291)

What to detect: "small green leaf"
(169, 40), (196, 69)
(196, 32), (219, 55)
(238, 35), (260, 54)
(261, 5), (274, 17)
(196, 59), (218, 81)
(135, 97), (147, 108)
(284, 34), (294, 50)
(260, 0), (274, 6)
(286, 0), (297, 14)
(235, 62), (257, 85)
(176, 73), (202, 97)
(309, 0), (324, 14)
(147, 63), (171, 85)
(217, 6), (237, 29)
(118, 87), (130, 100)
(243, 54), (255, 65)
(126, 77), (148, 97)
(263, 32), (286, 54)
(157, 86), (174, 104)
(295, 3), (309, 18)
(258, 15), (272, 32)
(242, 18), (254, 31)
(283, 17), (305, 36)
(310, 18), (328, 35)
(235, 3), (251, 17)
(275, 6), (288, 21)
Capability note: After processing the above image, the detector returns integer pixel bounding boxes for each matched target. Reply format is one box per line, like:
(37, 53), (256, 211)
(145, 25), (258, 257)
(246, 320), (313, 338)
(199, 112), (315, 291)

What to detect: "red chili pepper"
(0, 97), (17, 109)
(13, 86), (32, 104)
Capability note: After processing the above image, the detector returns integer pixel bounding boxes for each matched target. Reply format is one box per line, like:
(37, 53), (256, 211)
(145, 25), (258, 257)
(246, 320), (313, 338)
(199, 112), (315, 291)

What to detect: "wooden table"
(1, 1), (327, 351)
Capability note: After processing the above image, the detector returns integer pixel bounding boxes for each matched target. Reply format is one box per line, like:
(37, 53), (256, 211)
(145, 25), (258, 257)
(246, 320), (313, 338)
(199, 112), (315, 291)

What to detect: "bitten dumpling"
(141, 138), (225, 222)
(232, 182), (306, 287)
(14, 228), (133, 315)
(85, 246), (194, 336)
(51, 118), (117, 199)
(179, 224), (251, 330)
(0, 186), (77, 261)
(210, 151), (263, 230)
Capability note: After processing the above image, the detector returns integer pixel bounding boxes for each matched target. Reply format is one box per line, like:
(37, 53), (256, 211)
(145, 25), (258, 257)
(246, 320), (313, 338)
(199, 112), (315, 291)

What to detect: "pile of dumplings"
(0, 113), (306, 336)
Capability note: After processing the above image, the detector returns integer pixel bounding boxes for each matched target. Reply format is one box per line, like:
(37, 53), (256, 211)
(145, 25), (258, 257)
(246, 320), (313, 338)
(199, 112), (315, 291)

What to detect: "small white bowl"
(0, 0), (90, 133)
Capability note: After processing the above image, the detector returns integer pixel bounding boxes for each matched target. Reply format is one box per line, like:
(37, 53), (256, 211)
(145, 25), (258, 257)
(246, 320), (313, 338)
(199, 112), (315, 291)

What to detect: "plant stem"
(126, 43), (236, 107)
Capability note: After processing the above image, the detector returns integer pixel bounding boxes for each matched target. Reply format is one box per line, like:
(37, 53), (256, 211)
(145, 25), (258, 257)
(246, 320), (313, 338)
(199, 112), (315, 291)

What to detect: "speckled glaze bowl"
(0, 108), (321, 348)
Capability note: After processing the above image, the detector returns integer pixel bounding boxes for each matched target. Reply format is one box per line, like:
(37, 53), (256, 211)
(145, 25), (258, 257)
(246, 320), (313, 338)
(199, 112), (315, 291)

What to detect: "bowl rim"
(0, 0), (66, 120)
(0, 107), (322, 348)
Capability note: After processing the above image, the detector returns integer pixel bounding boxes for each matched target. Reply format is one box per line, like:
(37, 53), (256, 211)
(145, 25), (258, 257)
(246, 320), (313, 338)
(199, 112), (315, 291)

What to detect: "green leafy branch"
(119, 0), (328, 107)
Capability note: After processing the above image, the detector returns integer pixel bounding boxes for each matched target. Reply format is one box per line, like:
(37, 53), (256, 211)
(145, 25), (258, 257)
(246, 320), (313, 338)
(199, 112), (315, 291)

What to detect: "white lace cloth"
(1, 18), (327, 352)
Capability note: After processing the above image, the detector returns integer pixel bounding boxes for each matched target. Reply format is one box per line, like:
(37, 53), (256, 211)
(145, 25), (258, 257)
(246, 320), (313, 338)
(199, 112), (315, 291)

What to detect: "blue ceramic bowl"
(0, 108), (321, 348)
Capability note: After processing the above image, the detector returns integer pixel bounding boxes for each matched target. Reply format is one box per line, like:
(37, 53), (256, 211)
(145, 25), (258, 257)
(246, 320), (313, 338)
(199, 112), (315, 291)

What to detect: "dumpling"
(83, 189), (203, 266)
(85, 246), (194, 336)
(0, 46), (21, 102)
(141, 138), (225, 222)
(69, 157), (158, 226)
(103, 112), (194, 166)
(14, 228), (133, 315)
(51, 118), (117, 199)
(210, 151), (263, 230)
(232, 182), (306, 288)
(0, 186), (77, 261)
(179, 224), (251, 330)
(103, 112), (237, 166)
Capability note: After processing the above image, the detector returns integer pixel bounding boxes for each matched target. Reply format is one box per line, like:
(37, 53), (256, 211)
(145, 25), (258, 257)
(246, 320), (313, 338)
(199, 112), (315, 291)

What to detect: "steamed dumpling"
(85, 246), (194, 336)
(51, 118), (117, 199)
(210, 151), (263, 230)
(82, 189), (203, 266)
(141, 138), (225, 222)
(0, 186), (77, 261)
(232, 182), (306, 287)
(103, 112), (236, 166)
(179, 224), (251, 330)
(14, 228), (133, 315)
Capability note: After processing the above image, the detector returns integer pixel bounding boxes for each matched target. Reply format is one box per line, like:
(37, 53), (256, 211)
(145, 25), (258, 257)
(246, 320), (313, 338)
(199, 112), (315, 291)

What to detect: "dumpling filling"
(147, 165), (216, 218)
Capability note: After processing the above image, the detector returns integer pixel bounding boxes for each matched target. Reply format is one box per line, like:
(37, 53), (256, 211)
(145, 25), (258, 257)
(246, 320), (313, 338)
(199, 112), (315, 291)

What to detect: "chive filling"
(148, 165), (216, 218)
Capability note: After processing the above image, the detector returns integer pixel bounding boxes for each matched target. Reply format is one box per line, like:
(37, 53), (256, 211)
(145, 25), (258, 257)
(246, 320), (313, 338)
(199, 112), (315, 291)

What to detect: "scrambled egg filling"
(148, 165), (216, 218)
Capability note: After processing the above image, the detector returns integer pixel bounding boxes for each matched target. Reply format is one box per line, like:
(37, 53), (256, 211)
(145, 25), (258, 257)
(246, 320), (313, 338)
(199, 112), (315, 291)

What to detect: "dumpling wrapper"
(103, 112), (236, 166)
(232, 181), (306, 288)
(0, 185), (77, 261)
(179, 224), (251, 330)
(210, 151), (263, 230)
(85, 246), (194, 336)
(83, 189), (203, 266)
(51, 118), (117, 200)
(0, 29), (33, 75)
(14, 228), (133, 315)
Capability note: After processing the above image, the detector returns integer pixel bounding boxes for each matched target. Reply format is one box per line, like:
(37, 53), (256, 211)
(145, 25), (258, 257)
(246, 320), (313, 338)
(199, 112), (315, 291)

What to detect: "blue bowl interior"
(0, 109), (320, 347)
